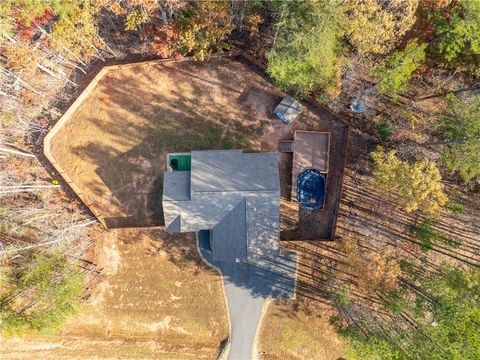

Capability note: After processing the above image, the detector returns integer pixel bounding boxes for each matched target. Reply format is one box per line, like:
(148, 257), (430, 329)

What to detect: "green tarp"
(168, 154), (191, 171)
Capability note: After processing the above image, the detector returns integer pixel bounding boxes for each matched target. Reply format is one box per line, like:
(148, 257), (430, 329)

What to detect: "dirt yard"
(259, 299), (345, 360)
(50, 56), (347, 238)
(0, 228), (228, 359)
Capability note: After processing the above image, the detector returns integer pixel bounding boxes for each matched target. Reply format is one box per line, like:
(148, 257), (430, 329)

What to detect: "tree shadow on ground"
(67, 59), (280, 228)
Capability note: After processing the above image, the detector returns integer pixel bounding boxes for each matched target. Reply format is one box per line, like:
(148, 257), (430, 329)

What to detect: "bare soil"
(50, 56), (347, 241)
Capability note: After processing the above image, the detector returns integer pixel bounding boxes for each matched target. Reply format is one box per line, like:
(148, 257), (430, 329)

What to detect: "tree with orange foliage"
(176, 1), (234, 61)
(341, 235), (401, 294)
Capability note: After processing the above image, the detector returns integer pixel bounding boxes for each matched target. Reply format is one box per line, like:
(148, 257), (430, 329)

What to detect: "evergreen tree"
(375, 39), (426, 100)
(339, 265), (480, 360)
(433, 0), (480, 64)
(439, 94), (480, 182)
(266, 0), (346, 98)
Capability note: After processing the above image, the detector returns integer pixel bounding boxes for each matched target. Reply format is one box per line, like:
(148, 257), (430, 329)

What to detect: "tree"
(341, 235), (401, 293)
(433, 0), (480, 64)
(145, 23), (179, 57)
(0, 251), (85, 335)
(375, 39), (426, 100)
(8, 0), (51, 29)
(438, 94), (480, 182)
(371, 146), (448, 215)
(266, 0), (346, 98)
(49, 1), (104, 62)
(0, 3), (14, 39)
(1, 39), (40, 79)
(337, 265), (480, 360)
(176, 1), (234, 61)
(125, 7), (149, 31)
(345, 0), (418, 55)
(409, 265), (480, 360)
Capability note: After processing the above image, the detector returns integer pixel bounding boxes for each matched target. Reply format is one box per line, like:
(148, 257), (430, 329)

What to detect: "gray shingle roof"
(163, 171), (191, 201)
(191, 150), (279, 192)
(162, 150), (280, 261)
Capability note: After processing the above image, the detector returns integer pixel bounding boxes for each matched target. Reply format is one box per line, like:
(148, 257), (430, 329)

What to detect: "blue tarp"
(296, 169), (325, 210)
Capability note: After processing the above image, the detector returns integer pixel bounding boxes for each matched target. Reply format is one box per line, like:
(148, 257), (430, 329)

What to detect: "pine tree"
(375, 39), (427, 100)
(266, 0), (346, 98)
(439, 94), (480, 181)
(433, 0), (480, 64)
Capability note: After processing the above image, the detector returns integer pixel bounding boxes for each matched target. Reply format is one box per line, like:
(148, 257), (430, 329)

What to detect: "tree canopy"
(434, 0), (480, 64)
(0, 251), (85, 335)
(341, 264), (480, 360)
(266, 0), (346, 98)
(439, 94), (480, 182)
(176, 1), (234, 61)
(375, 39), (426, 100)
(345, 0), (418, 55)
(371, 147), (448, 215)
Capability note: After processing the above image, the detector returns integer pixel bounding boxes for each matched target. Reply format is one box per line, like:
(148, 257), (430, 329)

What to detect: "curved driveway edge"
(199, 242), (297, 360)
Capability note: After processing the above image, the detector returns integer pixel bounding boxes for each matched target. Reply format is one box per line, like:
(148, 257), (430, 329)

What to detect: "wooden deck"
(291, 131), (330, 201)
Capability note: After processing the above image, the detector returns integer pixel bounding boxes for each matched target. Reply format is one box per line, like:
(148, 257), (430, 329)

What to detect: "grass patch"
(0, 111), (15, 128)
(259, 300), (345, 360)
(329, 282), (351, 306)
(445, 200), (464, 214)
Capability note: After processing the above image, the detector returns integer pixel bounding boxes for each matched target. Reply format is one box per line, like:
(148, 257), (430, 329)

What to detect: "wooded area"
(1, 1), (479, 359)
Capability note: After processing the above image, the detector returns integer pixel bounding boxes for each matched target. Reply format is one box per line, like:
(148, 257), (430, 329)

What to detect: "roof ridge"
(212, 196), (246, 230)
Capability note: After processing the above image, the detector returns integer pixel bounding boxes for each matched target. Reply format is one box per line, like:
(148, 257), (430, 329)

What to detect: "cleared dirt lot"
(50, 56), (347, 239)
(0, 228), (228, 359)
(41, 56), (351, 358)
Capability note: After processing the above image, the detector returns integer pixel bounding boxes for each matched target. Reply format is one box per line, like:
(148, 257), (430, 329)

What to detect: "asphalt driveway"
(201, 248), (297, 360)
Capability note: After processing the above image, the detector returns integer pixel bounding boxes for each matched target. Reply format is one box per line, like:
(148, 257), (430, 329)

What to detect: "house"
(162, 150), (282, 262)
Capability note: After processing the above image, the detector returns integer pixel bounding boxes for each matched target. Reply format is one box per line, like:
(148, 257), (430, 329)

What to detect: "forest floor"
(0, 227), (228, 359)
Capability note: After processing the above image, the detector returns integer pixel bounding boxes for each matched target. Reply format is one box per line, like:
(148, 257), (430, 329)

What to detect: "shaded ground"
(258, 126), (480, 360)
(50, 56), (347, 240)
(0, 228), (228, 359)
(257, 241), (347, 360)
(200, 236), (297, 360)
